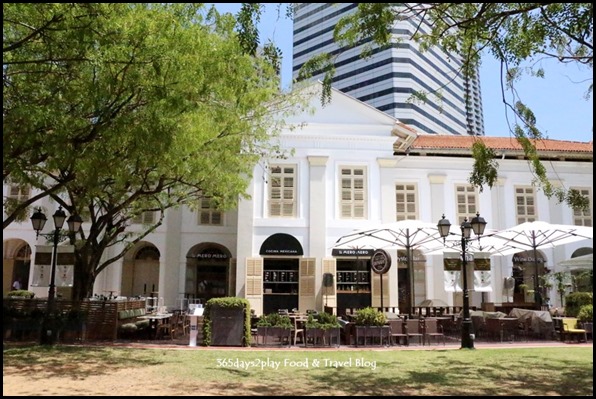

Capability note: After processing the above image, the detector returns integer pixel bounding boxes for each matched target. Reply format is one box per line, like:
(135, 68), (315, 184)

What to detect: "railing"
(4, 298), (146, 342)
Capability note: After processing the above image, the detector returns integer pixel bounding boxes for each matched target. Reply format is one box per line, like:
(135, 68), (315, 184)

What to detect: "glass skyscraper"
(292, 3), (485, 136)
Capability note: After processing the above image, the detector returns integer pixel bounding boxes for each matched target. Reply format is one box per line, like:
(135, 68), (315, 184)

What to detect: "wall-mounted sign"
(370, 249), (391, 275)
(512, 255), (545, 263)
(31, 245), (75, 287)
(331, 248), (375, 257)
(196, 249), (229, 260)
(443, 251), (461, 271)
(473, 258), (491, 271)
(259, 233), (304, 256)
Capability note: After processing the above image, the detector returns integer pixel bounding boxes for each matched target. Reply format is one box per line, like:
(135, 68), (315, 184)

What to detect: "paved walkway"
(85, 336), (593, 351)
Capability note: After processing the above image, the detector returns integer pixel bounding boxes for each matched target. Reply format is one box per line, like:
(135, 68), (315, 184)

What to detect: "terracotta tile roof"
(397, 135), (592, 159)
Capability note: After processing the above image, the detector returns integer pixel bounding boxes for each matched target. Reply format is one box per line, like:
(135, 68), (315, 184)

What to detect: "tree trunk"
(72, 258), (96, 301)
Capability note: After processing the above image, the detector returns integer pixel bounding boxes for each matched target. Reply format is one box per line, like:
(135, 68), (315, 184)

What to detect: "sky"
(212, 3), (593, 143)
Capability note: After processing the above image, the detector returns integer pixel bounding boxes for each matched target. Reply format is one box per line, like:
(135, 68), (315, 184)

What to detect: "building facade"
(292, 3), (485, 136)
(3, 85), (592, 316)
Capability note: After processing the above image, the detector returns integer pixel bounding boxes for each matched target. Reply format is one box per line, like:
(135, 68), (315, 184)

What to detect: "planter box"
(256, 326), (291, 346)
(305, 327), (340, 347)
(354, 325), (390, 347)
(210, 306), (245, 346)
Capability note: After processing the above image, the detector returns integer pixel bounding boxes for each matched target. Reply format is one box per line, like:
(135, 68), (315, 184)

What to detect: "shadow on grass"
(3, 343), (162, 380)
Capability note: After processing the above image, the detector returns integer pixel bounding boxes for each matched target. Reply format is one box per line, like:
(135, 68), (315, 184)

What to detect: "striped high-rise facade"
(292, 3), (485, 136)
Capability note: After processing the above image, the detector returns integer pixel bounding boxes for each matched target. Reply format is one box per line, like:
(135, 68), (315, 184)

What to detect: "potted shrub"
(256, 313), (292, 346)
(564, 292), (593, 317)
(304, 312), (341, 347)
(353, 307), (389, 346)
(6, 290), (35, 299)
(577, 304), (593, 336)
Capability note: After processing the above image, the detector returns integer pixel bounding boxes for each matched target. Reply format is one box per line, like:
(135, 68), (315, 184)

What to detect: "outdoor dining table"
(139, 313), (173, 339)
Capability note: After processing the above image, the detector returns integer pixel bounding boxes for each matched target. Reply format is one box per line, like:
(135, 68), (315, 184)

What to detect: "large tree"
(297, 3), (592, 209)
(3, 3), (303, 299)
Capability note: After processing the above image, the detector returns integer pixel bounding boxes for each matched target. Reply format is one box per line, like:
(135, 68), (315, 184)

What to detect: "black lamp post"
(31, 206), (82, 345)
(437, 212), (486, 349)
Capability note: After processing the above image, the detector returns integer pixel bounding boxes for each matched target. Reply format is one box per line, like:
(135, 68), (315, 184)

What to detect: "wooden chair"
(500, 319), (518, 342)
(157, 313), (177, 340)
(483, 318), (503, 341)
(424, 318), (446, 345)
(405, 319), (424, 345)
(388, 319), (408, 346)
(293, 316), (306, 346)
(178, 311), (190, 336)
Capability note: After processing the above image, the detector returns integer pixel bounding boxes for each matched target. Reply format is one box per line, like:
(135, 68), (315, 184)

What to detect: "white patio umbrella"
(487, 221), (593, 306)
(423, 229), (523, 257)
(332, 219), (449, 312)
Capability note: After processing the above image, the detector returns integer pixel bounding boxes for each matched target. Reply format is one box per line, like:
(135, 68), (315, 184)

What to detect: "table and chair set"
(138, 309), (190, 340)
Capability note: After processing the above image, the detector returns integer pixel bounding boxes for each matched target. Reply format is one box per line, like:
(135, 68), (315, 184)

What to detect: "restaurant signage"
(370, 249), (391, 275)
(259, 233), (304, 256)
(331, 248), (375, 257)
(196, 249), (229, 260)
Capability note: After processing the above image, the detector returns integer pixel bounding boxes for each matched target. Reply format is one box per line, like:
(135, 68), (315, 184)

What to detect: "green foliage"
(577, 304), (593, 323)
(354, 307), (386, 326)
(564, 292), (593, 317)
(469, 141), (499, 191)
(298, 3), (592, 210)
(202, 297), (251, 346)
(4, 3), (306, 299)
(256, 313), (293, 329)
(305, 312), (341, 330)
(6, 290), (35, 299)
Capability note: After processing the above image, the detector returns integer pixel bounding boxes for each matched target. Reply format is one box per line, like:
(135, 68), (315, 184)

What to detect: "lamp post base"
(39, 316), (58, 346)
(460, 319), (475, 349)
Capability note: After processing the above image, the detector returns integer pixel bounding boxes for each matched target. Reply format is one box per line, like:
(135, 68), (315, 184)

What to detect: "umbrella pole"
(380, 273), (384, 310)
(532, 234), (542, 309)
(407, 232), (414, 315)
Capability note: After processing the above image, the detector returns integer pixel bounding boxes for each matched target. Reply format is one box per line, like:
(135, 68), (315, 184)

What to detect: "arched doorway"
(3, 240), (32, 295)
(260, 233), (304, 315)
(512, 250), (546, 305)
(569, 247), (593, 292)
(121, 243), (160, 297)
(397, 249), (427, 313)
(186, 243), (232, 304)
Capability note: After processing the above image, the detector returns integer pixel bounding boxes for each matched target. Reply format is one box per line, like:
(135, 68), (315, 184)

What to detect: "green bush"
(577, 304), (593, 323)
(6, 290), (35, 299)
(564, 292), (593, 317)
(354, 307), (386, 326)
(256, 313), (292, 329)
(305, 312), (340, 330)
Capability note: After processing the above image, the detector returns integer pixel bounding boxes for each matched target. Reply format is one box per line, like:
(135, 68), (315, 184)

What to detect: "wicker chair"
(424, 318), (446, 345)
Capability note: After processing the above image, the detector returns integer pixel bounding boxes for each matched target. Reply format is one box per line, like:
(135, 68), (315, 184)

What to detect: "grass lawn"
(3, 344), (593, 396)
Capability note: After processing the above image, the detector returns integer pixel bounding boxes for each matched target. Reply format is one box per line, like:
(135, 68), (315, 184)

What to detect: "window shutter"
(245, 258), (263, 297)
(228, 258), (237, 296)
(299, 258), (316, 311)
(322, 258), (337, 310)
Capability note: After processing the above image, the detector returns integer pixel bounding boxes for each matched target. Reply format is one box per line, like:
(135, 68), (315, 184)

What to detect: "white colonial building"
(3, 86), (593, 316)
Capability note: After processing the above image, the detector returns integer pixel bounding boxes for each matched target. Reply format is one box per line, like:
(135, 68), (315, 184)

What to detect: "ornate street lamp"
(437, 212), (486, 349)
(31, 206), (82, 345)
